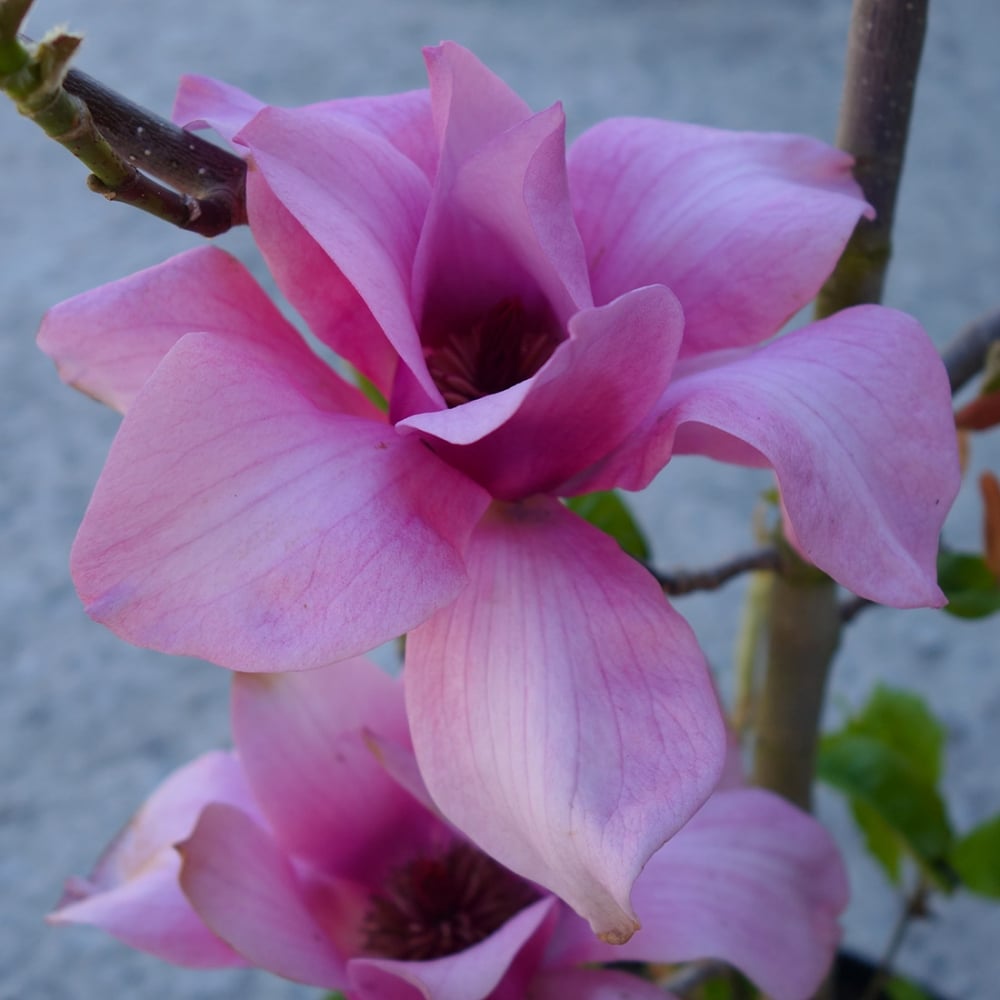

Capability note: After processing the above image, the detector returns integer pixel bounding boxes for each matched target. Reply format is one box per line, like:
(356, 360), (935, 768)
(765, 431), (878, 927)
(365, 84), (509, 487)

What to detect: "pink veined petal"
(568, 118), (870, 355)
(238, 105), (437, 400)
(405, 498), (726, 945)
(50, 854), (247, 969)
(348, 898), (556, 1000)
(232, 661), (439, 882)
(178, 803), (347, 988)
(245, 170), (401, 394)
(172, 74), (265, 143)
(575, 307), (958, 606)
(424, 42), (533, 181)
(412, 98), (591, 335)
(35, 246), (374, 417)
(529, 968), (680, 1000)
(575, 789), (849, 1000)
(72, 333), (491, 671)
(49, 751), (256, 968)
(400, 284), (683, 500)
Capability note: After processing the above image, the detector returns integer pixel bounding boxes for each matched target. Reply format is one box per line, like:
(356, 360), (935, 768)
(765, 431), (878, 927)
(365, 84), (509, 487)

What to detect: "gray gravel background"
(2, 1), (998, 998)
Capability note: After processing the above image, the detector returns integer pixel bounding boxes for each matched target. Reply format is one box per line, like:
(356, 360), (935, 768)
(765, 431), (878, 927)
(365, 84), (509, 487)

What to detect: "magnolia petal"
(666, 307), (957, 606)
(179, 803), (346, 988)
(49, 752), (254, 967)
(36, 246), (369, 416)
(577, 307), (958, 606)
(51, 854), (246, 968)
(172, 74), (264, 143)
(415, 46), (591, 330)
(72, 333), (490, 671)
(348, 898), (556, 1000)
(232, 660), (438, 881)
(401, 285), (683, 500)
(238, 105), (437, 399)
(406, 498), (725, 944)
(578, 789), (848, 1000)
(568, 118), (869, 354)
(246, 171), (403, 394)
(529, 968), (679, 1000)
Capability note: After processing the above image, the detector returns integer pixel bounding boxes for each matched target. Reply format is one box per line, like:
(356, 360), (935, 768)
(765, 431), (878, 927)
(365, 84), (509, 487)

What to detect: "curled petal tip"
(598, 918), (641, 947)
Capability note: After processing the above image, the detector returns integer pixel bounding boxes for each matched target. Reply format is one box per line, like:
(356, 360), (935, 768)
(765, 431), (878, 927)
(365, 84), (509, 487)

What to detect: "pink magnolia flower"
(51, 659), (848, 1000)
(38, 43), (958, 941)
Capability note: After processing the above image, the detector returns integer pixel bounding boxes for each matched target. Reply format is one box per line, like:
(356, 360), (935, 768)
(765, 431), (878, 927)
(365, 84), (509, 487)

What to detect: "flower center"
(360, 842), (540, 961)
(424, 297), (562, 407)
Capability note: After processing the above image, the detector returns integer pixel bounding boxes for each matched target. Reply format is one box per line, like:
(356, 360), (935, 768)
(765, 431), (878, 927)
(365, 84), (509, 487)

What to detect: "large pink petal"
(72, 333), (491, 671)
(348, 898), (556, 1000)
(35, 246), (371, 416)
(49, 752), (255, 967)
(245, 172), (401, 394)
(577, 307), (958, 606)
(529, 968), (678, 1000)
(568, 118), (869, 355)
(574, 789), (848, 1000)
(406, 498), (725, 945)
(414, 45), (591, 332)
(179, 803), (346, 988)
(400, 285), (683, 499)
(238, 104), (436, 399)
(232, 660), (439, 881)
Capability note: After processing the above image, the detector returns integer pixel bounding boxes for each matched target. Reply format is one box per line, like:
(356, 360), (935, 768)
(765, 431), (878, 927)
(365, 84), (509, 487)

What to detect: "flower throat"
(361, 842), (540, 961)
(425, 297), (561, 407)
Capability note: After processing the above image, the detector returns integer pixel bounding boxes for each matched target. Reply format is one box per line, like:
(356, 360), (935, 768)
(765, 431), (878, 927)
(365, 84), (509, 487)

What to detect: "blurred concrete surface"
(2, 1), (998, 997)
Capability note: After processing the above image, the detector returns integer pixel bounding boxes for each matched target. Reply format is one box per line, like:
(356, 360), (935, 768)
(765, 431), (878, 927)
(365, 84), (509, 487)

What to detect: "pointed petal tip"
(597, 917), (641, 947)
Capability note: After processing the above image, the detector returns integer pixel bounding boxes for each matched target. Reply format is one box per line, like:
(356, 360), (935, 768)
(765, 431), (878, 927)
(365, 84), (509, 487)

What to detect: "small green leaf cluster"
(819, 685), (1000, 898)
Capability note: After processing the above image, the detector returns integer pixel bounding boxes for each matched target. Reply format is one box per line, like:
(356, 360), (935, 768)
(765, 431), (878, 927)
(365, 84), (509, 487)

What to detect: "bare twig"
(654, 548), (782, 596)
(859, 878), (930, 1000)
(1, 5), (245, 235)
(942, 307), (1000, 393)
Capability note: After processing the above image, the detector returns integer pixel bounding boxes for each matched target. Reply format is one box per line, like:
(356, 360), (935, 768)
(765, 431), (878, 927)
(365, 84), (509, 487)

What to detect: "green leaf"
(937, 551), (1000, 619)
(565, 491), (649, 561)
(850, 685), (944, 785)
(851, 797), (903, 884)
(951, 813), (1000, 897)
(819, 706), (954, 883)
(886, 975), (933, 1000)
(322, 993), (348, 1000)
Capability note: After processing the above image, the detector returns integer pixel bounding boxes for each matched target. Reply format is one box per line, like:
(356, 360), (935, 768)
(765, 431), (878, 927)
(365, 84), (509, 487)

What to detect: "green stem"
(751, 0), (928, 822)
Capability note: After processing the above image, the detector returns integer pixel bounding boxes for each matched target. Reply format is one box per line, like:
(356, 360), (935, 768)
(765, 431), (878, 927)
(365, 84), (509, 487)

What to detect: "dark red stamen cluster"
(425, 297), (562, 407)
(360, 842), (540, 961)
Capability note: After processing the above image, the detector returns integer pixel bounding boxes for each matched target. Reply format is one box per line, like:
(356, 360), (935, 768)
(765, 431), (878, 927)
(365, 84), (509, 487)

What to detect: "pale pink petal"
(348, 898), (556, 1000)
(577, 789), (848, 1000)
(172, 74), (264, 143)
(424, 41), (532, 178)
(400, 285), (683, 499)
(529, 968), (678, 1000)
(49, 752), (254, 967)
(576, 307), (958, 606)
(406, 498), (726, 944)
(245, 171), (401, 393)
(51, 854), (246, 968)
(413, 97), (591, 336)
(179, 803), (347, 988)
(568, 118), (869, 354)
(72, 333), (491, 671)
(35, 247), (373, 416)
(232, 660), (439, 881)
(238, 105), (436, 399)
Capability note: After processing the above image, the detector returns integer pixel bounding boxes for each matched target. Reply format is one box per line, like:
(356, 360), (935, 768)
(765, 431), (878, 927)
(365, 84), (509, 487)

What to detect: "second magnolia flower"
(39, 42), (959, 942)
